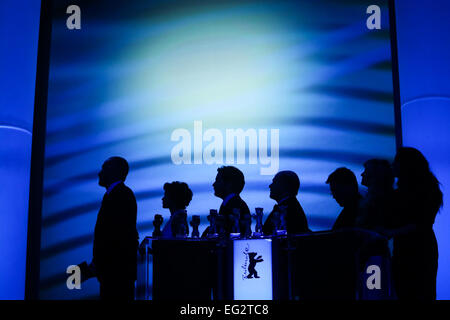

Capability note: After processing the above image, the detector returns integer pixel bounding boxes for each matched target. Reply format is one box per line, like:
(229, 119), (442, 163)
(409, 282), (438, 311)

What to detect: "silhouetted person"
(93, 156), (138, 300)
(161, 181), (192, 238)
(357, 159), (395, 230)
(326, 167), (362, 230)
(384, 147), (443, 300)
(209, 166), (250, 236)
(263, 171), (310, 235)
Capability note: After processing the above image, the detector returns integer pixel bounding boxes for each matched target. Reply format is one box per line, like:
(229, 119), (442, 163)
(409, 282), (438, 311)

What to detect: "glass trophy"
(207, 209), (219, 238)
(190, 215), (200, 238)
(230, 208), (241, 239)
(152, 214), (163, 238)
(252, 207), (264, 237)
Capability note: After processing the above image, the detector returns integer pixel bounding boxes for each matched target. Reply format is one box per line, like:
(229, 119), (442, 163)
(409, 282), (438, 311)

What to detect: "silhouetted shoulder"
(284, 197), (301, 209)
(226, 195), (250, 214)
(110, 182), (135, 199)
(285, 197), (310, 233)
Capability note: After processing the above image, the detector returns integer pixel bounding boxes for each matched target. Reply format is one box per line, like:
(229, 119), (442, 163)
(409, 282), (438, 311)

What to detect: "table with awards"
(137, 208), (395, 300)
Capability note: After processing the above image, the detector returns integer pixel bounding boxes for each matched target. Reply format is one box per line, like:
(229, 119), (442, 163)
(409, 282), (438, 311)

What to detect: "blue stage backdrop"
(39, 0), (397, 299)
(0, 0), (41, 299)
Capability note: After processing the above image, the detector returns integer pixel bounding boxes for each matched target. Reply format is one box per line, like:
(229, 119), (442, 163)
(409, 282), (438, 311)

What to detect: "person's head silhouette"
(213, 166), (245, 199)
(361, 159), (394, 191)
(392, 147), (443, 208)
(269, 170), (300, 202)
(98, 156), (129, 188)
(393, 147), (433, 185)
(326, 167), (359, 207)
(162, 181), (193, 212)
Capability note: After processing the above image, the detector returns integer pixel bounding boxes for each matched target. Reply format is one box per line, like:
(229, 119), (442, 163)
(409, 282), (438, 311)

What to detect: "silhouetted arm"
(374, 224), (417, 239)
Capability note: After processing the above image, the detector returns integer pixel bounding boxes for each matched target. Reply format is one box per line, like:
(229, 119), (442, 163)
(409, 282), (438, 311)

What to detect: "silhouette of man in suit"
(263, 170), (310, 235)
(92, 156), (138, 300)
(213, 166), (250, 235)
(326, 167), (362, 230)
(161, 181), (192, 238)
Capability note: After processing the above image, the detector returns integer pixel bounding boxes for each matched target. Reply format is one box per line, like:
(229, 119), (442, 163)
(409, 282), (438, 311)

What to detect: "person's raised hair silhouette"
(326, 167), (362, 230)
(263, 170), (310, 235)
(161, 181), (192, 238)
(93, 156), (138, 300)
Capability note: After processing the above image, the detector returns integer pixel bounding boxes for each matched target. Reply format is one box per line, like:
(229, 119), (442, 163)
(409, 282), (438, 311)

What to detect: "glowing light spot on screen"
(121, 12), (302, 126)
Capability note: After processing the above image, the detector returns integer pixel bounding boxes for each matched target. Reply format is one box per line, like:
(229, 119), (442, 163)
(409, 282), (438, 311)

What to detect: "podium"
(137, 238), (216, 300)
(137, 229), (394, 300)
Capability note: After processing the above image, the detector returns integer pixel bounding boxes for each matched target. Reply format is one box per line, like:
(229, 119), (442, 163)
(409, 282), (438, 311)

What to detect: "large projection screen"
(36, 0), (399, 299)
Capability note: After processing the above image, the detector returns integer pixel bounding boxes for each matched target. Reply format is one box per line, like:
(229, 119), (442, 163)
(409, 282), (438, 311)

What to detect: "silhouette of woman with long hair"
(387, 147), (443, 300)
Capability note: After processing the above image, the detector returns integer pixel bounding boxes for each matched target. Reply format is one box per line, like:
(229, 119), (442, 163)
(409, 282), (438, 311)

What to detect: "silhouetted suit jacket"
(262, 196), (310, 235)
(93, 182), (138, 282)
(219, 194), (251, 234)
(332, 194), (362, 231)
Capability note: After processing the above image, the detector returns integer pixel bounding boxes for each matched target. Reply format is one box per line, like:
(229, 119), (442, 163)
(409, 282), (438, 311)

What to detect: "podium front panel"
(233, 239), (273, 300)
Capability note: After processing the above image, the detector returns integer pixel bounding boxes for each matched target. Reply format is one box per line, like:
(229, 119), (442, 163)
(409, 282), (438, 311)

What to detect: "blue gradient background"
(38, 0), (397, 299)
(395, 2), (450, 300)
(0, 0), (40, 299)
(4, 0), (449, 301)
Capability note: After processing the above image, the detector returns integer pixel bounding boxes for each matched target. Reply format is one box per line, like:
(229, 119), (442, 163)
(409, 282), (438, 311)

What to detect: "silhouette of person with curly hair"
(161, 181), (193, 238)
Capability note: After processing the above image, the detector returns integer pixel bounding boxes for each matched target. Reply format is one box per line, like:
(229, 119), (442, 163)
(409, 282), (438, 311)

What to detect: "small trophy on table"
(190, 215), (200, 238)
(152, 214), (163, 238)
(230, 208), (241, 238)
(207, 209), (219, 238)
(216, 215), (227, 238)
(252, 207), (264, 237)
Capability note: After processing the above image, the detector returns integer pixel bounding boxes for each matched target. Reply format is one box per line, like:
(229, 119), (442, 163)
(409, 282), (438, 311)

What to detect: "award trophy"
(207, 209), (219, 238)
(230, 208), (241, 239)
(152, 214), (163, 238)
(252, 207), (264, 237)
(190, 215), (200, 238)
(240, 212), (252, 239)
(216, 215), (227, 238)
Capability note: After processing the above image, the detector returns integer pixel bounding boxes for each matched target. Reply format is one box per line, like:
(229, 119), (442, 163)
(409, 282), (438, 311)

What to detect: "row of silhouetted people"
(157, 167), (310, 238)
(85, 146), (442, 300)
(325, 149), (442, 300)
